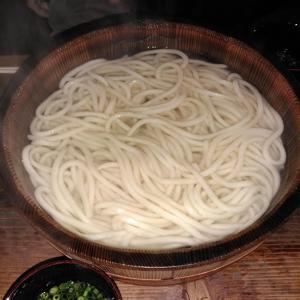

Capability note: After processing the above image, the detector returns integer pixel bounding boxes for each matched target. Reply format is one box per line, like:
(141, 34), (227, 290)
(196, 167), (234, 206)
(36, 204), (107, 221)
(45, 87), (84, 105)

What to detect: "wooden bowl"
(1, 19), (300, 284)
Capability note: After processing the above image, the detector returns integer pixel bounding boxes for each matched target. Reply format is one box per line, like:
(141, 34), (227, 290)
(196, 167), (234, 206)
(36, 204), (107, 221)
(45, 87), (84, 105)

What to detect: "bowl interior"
(2, 20), (300, 276)
(5, 258), (121, 300)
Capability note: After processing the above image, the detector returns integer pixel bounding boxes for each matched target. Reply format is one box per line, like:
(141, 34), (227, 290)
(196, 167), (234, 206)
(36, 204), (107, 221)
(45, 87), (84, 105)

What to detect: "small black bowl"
(4, 257), (122, 300)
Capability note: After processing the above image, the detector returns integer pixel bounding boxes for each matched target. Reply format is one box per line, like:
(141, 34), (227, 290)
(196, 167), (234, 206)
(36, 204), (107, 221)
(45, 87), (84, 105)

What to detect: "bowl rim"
(3, 256), (123, 300)
(1, 17), (300, 270)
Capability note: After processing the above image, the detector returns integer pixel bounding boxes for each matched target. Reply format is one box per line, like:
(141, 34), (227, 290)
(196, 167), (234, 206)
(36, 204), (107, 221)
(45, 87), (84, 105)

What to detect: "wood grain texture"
(0, 55), (27, 67)
(1, 195), (300, 300)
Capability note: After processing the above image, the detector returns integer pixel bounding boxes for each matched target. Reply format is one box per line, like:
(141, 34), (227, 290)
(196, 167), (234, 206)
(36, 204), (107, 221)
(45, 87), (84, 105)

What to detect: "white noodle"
(22, 49), (286, 249)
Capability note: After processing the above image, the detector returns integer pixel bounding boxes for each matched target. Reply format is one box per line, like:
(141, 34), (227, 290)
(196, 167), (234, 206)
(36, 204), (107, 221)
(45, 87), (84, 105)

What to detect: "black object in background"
(0, 0), (51, 55)
(248, 6), (300, 70)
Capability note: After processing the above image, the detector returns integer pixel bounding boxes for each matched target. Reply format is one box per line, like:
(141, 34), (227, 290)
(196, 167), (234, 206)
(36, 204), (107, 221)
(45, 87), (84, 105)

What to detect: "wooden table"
(1, 57), (300, 300)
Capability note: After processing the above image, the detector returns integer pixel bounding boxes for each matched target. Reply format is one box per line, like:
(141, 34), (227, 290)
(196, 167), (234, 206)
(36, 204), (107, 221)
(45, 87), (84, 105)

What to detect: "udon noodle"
(22, 49), (286, 249)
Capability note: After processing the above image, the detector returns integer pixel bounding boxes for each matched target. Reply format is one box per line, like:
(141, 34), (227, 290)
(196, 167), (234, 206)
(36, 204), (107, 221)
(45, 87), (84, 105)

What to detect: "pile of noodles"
(22, 49), (286, 249)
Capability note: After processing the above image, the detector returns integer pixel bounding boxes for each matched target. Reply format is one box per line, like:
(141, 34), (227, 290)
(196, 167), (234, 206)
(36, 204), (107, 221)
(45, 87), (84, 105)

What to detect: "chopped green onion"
(37, 292), (50, 300)
(93, 288), (100, 295)
(50, 286), (59, 295)
(74, 283), (80, 290)
(83, 290), (89, 297)
(37, 280), (112, 300)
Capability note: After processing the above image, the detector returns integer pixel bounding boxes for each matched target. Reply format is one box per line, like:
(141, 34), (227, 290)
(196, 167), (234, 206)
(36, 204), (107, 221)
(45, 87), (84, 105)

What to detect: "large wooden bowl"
(1, 19), (300, 285)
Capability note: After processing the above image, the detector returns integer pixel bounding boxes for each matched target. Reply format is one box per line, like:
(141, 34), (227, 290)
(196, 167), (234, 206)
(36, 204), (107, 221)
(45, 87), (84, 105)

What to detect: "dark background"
(0, 0), (299, 72)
